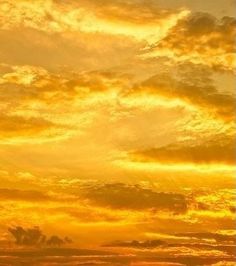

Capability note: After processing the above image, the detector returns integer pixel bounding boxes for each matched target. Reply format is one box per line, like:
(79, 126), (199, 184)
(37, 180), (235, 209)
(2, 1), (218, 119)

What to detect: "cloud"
(81, 183), (187, 213)
(0, 246), (118, 266)
(129, 136), (235, 165)
(0, 63), (206, 146)
(0, 27), (139, 71)
(174, 232), (236, 244)
(229, 206), (236, 214)
(142, 13), (236, 71)
(209, 262), (236, 266)
(104, 237), (236, 265)
(0, 1), (234, 74)
(104, 239), (165, 248)
(8, 226), (46, 246)
(0, 61), (234, 146)
(0, 188), (51, 201)
(0, 114), (66, 144)
(8, 226), (72, 247)
(0, 0), (188, 45)
(103, 236), (236, 260)
(128, 67), (236, 121)
(46, 235), (72, 247)
(0, 65), (122, 101)
(0, 65), (127, 144)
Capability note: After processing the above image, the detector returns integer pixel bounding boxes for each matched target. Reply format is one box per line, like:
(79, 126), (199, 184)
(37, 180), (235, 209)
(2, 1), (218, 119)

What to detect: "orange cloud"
(142, 13), (236, 71)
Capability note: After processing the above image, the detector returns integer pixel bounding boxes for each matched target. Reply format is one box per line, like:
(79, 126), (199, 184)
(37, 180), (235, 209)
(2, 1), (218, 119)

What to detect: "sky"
(0, 0), (235, 265)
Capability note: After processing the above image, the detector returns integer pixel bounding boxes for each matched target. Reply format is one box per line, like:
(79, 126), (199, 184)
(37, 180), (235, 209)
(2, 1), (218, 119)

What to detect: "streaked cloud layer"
(0, 0), (235, 265)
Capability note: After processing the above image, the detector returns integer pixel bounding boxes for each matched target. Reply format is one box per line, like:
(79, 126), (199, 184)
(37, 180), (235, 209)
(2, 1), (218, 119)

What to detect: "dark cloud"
(1, 232), (236, 266)
(175, 232), (236, 243)
(0, 66), (124, 103)
(104, 238), (236, 258)
(0, 114), (62, 138)
(8, 226), (72, 247)
(0, 247), (119, 266)
(130, 136), (235, 165)
(147, 12), (236, 70)
(181, 13), (235, 49)
(165, 243), (236, 260)
(185, 13), (217, 35)
(104, 239), (165, 248)
(0, 188), (51, 202)
(0, 254), (234, 266)
(8, 226), (46, 246)
(229, 206), (236, 213)
(46, 235), (72, 247)
(81, 183), (187, 213)
(130, 66), (236, 121)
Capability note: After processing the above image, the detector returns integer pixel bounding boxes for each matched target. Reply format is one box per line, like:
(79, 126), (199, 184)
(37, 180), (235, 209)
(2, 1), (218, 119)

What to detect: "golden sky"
(0, 0), (235, 265)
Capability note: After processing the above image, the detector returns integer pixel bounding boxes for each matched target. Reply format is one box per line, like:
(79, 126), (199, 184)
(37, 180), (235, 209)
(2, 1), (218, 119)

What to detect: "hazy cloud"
(130, 136), (235, 165)
(129, 67), (236, 121)
(81, 183), (187, 213)
(0, 188), (51, 201)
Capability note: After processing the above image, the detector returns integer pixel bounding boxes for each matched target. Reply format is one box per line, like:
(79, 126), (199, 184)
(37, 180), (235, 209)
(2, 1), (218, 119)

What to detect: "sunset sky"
(0, 0), (235, 265)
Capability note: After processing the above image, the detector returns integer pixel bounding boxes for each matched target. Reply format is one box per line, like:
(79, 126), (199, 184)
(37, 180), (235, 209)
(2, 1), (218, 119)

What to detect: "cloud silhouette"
(8, 226), (45, 246)
(8, 226), (72, 247)
(46, 235), (65, 247)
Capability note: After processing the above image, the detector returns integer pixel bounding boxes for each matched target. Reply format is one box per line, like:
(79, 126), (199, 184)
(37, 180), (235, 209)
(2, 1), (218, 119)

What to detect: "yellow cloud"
(115, 159), (235, 174)
(0, 0), (189, 45)
(0, 66), (126, 144)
